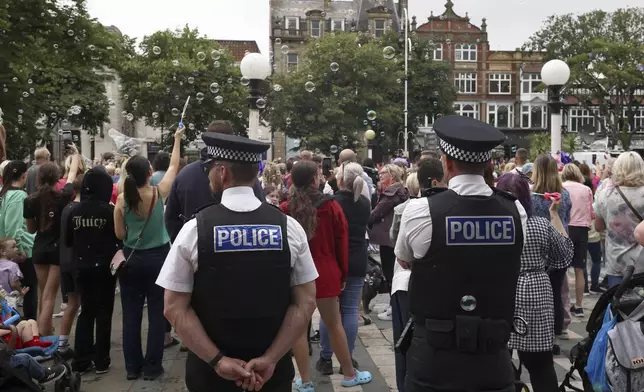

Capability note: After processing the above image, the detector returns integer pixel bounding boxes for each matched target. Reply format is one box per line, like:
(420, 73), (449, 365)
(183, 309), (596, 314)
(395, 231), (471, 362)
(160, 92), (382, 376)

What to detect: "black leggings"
(517, 351), (558, 392)
(379, 245), (395, 291)
(548, 268), (566, 335)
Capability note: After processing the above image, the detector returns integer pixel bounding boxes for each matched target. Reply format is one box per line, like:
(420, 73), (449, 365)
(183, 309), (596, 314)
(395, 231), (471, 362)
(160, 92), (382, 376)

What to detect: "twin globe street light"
(540, 59), (571, 155)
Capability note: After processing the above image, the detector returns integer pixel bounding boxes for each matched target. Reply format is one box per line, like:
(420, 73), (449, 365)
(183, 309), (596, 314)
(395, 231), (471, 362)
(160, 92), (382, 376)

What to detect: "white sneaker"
(378, 307), (392, 321)
(557, 330), (570, 340)
(371, 303), (388, 314)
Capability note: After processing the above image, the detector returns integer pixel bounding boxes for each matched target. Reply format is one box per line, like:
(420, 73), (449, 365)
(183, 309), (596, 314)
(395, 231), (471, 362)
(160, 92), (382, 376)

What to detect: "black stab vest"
(409, 188), (523, 327)
(192, 202), (291, 358)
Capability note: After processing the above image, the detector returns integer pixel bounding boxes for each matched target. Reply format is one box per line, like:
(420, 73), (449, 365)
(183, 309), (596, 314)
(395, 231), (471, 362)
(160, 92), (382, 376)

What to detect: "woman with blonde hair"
(370, 163), (408, 320)
(504, 162), (516, 173)
(562, 163), (594, 317)
(531, 154), (572, 352)
(261, 161), (284, 190)
(595, 151), (644, 287)
(56, 154), (87, 190)
(315, 162), (371, 376)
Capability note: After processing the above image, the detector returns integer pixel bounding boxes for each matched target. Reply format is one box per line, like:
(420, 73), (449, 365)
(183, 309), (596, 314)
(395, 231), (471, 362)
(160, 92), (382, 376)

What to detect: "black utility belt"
(413, 315), (511, 354)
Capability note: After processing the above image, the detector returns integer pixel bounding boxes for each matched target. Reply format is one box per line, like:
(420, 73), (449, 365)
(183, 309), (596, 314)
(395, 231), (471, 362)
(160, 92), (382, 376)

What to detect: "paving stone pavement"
(39, 267), (600, 392)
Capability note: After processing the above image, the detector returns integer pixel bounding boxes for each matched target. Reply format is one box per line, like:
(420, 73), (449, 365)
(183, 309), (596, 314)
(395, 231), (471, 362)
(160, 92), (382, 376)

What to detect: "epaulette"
(492, 187), (518, 201)
(421, 187), (449, 198)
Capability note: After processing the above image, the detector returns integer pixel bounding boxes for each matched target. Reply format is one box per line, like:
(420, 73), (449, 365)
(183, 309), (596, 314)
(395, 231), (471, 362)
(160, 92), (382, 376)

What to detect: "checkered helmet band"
(207, 145), (262, 163)
(438, 138), (491, 163)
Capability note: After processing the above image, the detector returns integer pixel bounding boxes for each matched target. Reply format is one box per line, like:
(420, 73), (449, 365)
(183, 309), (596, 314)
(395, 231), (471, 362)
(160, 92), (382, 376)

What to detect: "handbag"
(110, 188), (158, 276)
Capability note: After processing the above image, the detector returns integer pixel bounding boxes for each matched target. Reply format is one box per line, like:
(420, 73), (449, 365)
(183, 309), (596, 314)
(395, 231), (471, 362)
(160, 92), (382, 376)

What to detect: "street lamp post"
(403, 8), (412, 158)
(541, 59), (571, 155)
(240, 53), (271, 145)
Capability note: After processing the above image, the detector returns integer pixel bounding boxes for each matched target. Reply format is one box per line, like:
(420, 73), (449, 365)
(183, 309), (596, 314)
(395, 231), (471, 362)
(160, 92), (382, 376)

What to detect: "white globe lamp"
(541, 59), (570, 87)
(240, 53), (271, 81)
(541, 59), (570, 156)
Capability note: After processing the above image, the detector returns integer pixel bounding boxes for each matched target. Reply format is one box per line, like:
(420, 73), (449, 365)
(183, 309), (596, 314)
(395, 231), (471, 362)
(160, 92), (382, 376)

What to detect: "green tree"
(529, 133), (578, 160)
(118, 26), (249, 149)
(0, 0), (131, 159)
(266, 32), (456, 154)
(524, 8), (644, 150)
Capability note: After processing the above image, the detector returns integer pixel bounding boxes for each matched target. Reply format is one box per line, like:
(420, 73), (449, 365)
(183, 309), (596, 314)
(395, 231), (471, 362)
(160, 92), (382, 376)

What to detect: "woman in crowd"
(282, 161), (372, 392)
(24, 148), (80, 336)
(596, 157), (616, 195)
(531, 154), (572, 351)
(316, 162), (371, 376)
(113, 126), (183, 381)
(595, 151), (644, 287)
(497, 173), (572, 392)
(562, 164), (594, 317)
(261, 161), (284, 191)
(578, 163), (595, 192)
(0, 161), (37, 320)
(369, 164), (408, 321)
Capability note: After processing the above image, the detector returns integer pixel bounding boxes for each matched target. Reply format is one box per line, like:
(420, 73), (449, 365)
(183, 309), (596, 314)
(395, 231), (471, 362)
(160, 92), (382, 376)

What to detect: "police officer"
(395, 115), (528, 392)
(157, 132), (319, 392)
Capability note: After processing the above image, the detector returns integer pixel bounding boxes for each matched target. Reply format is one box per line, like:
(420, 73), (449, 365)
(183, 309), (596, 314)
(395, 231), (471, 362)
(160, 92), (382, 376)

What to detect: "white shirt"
(394, 174), (528, 263)
(156, 186), (319, 293)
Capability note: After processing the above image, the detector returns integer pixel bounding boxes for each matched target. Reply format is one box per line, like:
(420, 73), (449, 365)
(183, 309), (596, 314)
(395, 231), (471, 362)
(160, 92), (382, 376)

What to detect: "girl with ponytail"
(24, 146), (80, 335)
(0, 161), (37, 320)
(280, 160), (372, 391)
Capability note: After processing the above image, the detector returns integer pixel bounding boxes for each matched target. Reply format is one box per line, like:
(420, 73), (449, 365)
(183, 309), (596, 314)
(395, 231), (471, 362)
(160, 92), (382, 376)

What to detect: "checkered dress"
(508, 216), (573, 352)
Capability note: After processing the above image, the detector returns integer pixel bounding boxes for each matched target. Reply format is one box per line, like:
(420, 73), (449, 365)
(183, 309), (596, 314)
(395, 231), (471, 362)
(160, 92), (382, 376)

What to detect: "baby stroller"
(2, 306), (81, 392)
(362, 256), (388, 313)
(559, 265), (644, 391)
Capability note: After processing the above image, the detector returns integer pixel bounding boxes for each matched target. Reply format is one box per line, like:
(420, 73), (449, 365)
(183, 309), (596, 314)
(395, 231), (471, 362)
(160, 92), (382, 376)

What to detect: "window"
(433, 44), (442, 61)
(521, 73), (542, 94)
(374, 20), (386, 37)
(286, 53), (298, 71)
(454, 103), (479, 119)
(489, 73), (511, 94)
(454, 73), (477, 94)
(488, 104), (514, 128)
(521, 105), (547, 129)
(332, 20), (344, 31)
(310, 20), (321, 38)
(455, 44), (477, 61)
(624, 107), (644, 132)
(285, 17), (299, 30)
(568, 108), (598, 133)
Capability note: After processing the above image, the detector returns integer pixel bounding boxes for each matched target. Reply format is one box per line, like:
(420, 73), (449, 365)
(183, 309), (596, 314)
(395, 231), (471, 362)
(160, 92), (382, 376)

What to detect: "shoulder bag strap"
(615, 185), (644, 222)
(125, 187), (159, 262)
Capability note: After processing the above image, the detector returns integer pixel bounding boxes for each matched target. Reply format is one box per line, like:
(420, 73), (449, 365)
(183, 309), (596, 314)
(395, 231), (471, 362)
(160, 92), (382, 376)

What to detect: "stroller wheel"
(69, 372), (82, 392)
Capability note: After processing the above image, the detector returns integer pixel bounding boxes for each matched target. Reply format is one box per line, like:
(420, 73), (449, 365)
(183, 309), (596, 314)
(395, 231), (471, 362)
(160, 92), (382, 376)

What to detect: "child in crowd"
(264, 185), (280, 206)
(0, 238), (29, 296)
(0, 289), (51, 349)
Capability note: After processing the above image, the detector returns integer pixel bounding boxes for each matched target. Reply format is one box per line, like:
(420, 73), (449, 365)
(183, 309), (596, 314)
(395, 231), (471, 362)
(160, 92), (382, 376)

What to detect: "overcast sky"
(86, 0), (635, 54)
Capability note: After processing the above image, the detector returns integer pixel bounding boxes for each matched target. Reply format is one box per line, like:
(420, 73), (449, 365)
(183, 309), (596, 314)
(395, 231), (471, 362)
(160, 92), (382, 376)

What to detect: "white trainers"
(377, 307), (392, 321)
(371, 303), (388, 314)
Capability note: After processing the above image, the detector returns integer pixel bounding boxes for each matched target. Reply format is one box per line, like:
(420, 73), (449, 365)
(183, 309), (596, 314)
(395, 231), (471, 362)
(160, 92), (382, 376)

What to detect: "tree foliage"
(524, 8), (644, 150)
(0, 0), (132, 159)
(118, 26), (249, 149)
(266, 32), (456, 154)
(529, 133), (578, 160)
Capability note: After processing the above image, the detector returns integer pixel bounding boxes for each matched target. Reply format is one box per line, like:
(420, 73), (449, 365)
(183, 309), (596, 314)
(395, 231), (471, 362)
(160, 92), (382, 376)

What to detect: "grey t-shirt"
(25, 165), (39, 195)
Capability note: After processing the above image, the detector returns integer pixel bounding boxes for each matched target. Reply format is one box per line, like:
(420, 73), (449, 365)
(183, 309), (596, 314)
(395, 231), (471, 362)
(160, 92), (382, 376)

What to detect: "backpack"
(605, 299), (644, 391)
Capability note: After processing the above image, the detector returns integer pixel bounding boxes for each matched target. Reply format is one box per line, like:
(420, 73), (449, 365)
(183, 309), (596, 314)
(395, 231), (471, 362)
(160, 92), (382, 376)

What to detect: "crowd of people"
(1, 117), (644, 392)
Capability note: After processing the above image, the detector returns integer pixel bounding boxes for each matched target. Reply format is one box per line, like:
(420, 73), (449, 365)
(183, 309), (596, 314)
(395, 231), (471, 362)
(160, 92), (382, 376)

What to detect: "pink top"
(563, 180), (594, 228)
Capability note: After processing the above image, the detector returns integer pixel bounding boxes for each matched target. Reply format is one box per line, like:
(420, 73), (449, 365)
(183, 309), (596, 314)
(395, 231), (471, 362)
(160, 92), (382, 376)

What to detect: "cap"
(520, 162), (533, 174)
(201, 132), (270, 164)
(433, 115), (505, 163)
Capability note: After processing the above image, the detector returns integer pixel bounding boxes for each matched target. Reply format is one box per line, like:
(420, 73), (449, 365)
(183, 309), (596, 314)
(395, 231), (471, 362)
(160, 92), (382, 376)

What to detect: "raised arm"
(157, 126), (186, 202)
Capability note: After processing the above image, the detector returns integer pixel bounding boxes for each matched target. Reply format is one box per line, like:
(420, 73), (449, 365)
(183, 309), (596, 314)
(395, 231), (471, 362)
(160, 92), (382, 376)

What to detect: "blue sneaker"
(295, 377), (315, 392)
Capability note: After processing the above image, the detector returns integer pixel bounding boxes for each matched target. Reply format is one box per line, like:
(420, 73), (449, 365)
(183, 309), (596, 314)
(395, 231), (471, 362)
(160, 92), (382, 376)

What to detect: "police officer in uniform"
(157, 132), (319, 392)
(395, 115), (528, 392)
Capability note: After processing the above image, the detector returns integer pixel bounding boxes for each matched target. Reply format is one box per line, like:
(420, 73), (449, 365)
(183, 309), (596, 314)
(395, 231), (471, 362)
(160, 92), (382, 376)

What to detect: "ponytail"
(123, 175), (142, 211)
(352, 175), (365, 202)
(288, 161), (320, 240)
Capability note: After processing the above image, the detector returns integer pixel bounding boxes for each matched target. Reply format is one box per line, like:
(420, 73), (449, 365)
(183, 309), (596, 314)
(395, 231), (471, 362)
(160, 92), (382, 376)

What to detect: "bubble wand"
(178, 96), (191, 129)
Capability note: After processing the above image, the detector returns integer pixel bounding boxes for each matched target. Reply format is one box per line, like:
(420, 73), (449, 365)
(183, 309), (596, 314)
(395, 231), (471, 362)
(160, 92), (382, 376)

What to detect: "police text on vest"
(445, 216), (515, 245)
(213, 225), (283, 252)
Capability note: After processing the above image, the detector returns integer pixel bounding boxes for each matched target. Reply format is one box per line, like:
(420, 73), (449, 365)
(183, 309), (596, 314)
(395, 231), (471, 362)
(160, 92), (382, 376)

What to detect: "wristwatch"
(209, 352), (225, 370)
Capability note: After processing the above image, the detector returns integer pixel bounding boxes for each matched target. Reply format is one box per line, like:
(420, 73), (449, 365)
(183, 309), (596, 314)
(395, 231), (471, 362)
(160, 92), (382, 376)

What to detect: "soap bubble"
(280, 45), (289, 54)
(286, 117), (292, 125)
(146, 82), (152, 88)
(383, 46), (396, 59)
(211, 50), (221, 60)
(342, 135), (348, 141)
(304, 81), (315, 92)
(51, 112), (58, 119)
(188, 77), (195, 84)
(172, 60), (179, 66)
(446, 38), (451, 45)
(67, 29), (74, 36)
(307, 75), (314, 81)
(214, 61), (220, 68)
(237, 112), (243, 118)
(209, 83), (219, 94)
(273, 84), (283, 92)
(189, 123), (195, 130)
(126, 113), (134, 122)
(27, 79), (33, 84)
(108, 99), (115, 106)
(48, 211), (55, 218)
(330, 62), (339, 72)
(29, 88), (35, 94)
(275, 38), (282, 44)
(215, 96), (224, 104)
(363, 120), (368, 125)
(131, 101), (138, 109)
(227, 78), (233, 84)
(124, 94), (129, 100)
(12, 77), (18, 82)
(330, 145), (338, 154)
(460, 295), (477, 311)
(196, 52), (206, 61)
(22, 91), (29, 98)
(152, 46), (161, 55)
(71, 106), (81, 115)
(196, 92), (205, 100)
(367, 110), (377, 121)
(152, 112), (159, 119)
(171, 108), (180, 116)
(88, 44), (96, 51)
(241, 76), (250, 86)
(380, 131), (386, 137)
(256, 98), (267, 109)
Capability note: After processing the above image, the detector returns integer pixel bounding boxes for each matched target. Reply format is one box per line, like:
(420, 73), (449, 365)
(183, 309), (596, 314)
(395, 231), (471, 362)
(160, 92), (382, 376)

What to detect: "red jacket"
(280, 198), (349, 299)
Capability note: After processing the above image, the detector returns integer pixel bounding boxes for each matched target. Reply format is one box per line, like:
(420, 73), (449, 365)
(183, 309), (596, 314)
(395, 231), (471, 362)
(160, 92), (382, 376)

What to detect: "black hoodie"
(63, 167), (122, 269)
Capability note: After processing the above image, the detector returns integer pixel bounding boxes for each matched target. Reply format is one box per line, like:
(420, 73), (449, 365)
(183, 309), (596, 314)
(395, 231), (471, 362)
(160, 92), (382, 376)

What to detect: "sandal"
(341, 370), (372, 387)
(294, 377), (315, 392)
(359, 315), (372, 326)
